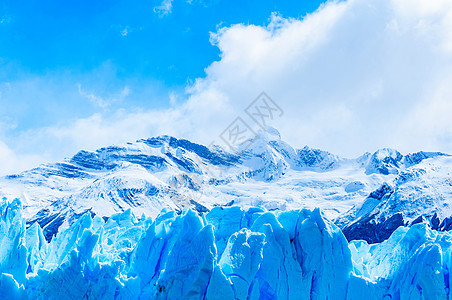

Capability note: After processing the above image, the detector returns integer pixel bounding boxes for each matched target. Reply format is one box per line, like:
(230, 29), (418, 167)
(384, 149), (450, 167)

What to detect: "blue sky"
(1, 0), (452, 175)
(0, 0), (324, 132)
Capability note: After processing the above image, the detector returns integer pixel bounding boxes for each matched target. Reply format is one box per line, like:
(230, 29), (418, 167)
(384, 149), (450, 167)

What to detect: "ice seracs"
(2, 198), (452, 299)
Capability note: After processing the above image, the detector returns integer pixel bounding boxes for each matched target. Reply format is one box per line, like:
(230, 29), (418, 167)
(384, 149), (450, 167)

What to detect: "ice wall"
(0, 198), (451, 299)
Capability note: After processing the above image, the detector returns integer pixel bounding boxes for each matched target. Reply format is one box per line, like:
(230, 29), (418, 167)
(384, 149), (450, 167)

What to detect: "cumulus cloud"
(180, 0), (452, 155)
(3, 0), (452, 175)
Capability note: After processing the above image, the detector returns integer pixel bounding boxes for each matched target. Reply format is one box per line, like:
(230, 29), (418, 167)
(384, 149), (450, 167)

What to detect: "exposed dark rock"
(342, 213), (405, 244)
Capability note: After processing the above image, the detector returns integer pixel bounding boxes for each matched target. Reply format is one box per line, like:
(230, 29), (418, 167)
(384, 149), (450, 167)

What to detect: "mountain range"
(1, 127), (451, 243)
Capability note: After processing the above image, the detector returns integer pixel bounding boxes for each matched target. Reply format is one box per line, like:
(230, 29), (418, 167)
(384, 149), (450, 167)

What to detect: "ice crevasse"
(0, 198), (451, 299)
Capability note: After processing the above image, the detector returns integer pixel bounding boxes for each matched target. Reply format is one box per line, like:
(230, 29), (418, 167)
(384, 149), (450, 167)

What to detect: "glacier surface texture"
(1, 198), (451, 299)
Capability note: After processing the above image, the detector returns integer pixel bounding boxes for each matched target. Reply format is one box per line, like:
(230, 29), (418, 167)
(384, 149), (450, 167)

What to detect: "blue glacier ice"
(1, 197), (452, 299)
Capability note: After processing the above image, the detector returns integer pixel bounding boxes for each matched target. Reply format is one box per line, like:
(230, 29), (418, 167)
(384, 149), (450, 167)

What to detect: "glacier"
(1, 197), (452, 299)
(2, 128), (451, 245)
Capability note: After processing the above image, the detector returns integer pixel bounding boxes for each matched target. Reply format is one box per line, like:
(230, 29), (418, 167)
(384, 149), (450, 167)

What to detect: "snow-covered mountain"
(0, 128), (450, 242)
(2, 128), (452, 299)
(339, 155), (452, 243)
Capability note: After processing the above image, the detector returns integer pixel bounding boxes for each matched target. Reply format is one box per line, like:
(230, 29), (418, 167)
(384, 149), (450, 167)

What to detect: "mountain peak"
(364, 148), (403, 175)
(373, 148), (402, 159)
(256, 126), (281, 141)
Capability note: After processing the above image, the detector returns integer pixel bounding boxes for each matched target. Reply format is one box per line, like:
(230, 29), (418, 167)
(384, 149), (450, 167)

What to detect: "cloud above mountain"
(2, 0), (452, 175)
(181, 0), (452, 155)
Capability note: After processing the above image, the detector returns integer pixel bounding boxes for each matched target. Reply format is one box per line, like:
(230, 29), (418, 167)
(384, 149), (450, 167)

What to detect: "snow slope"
(1, 199), (452, 299)
(0, 128), (450, 242)
(339, 155), (452, 243)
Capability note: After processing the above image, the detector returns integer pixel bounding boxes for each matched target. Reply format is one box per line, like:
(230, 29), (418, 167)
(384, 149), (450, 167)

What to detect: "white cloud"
(0, 140), (47, 176)
(77, 84), (130, 108)
(120, 27), (129, 37)
(179, 0), (452, 156)
(154, 0), (173, 17)
(4, 0), (452, 175)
